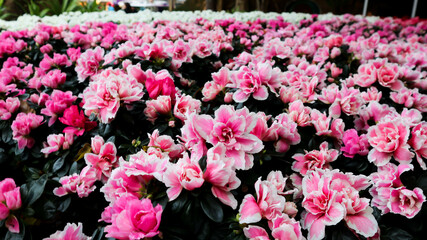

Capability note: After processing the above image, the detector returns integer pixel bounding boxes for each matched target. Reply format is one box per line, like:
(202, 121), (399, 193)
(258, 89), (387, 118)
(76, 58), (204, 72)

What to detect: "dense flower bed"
(0, 10), (381, 31)
(0, 12), (426, 240)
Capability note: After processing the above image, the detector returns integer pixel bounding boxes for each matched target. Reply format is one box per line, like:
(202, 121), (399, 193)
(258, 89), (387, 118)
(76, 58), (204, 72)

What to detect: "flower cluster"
(0, 12), (426, 240)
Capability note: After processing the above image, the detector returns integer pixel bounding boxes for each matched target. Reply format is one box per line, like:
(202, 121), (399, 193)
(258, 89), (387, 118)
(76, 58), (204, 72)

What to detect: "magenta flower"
(59, 105), (97, 136)
(341, 129), (369, 158)
(143, 69), (176, 99)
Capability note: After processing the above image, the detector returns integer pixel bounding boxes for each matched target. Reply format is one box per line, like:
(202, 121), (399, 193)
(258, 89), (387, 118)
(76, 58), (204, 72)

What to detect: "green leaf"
(381, 227), (413, 240)
(24, 174), (48, 206)
(200, 192), (224, 223)
(1, 127), (12, 143)
(170, 191), (189, 213)
(42, 200), (56, 219)
(69, 161), (78, 175)
(91, 227), (105, 240)
(52, 157), (65, 173)
(57, 197), (71, 212)
(106, 136), (115, 143)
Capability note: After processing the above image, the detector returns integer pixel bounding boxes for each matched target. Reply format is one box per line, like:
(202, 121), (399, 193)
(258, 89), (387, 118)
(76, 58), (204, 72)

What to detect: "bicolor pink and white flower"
(367, 118), (414, 166)
(239, 178), (286, 223)
(82, 69), (144, 123)
(204, 144), (241, 209)
(104, 196), (163, 240)
(163, 153), (204, 201)
(44, 222), (91, 240)
(194, 105), (264, 170)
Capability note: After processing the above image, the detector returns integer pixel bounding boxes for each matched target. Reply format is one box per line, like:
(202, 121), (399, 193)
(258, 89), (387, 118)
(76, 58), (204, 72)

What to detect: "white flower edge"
(0, 9), (380, 31)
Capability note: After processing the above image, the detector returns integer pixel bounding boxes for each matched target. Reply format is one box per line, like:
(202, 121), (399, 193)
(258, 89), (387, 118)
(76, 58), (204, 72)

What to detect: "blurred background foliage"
(1, 0), (102, 19)
(0, 0), (425, 25)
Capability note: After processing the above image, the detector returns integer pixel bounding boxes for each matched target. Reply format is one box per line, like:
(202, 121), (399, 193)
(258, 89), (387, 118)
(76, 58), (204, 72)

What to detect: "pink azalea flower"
(232, 66), (269, 103)
(369, 163), (413, 214)
(59, 105), (97, 136)
(408, 122), (427, 170)
(204, 144), (241, 209)
(101, 166), (147, 203)
(173, 94), (201, 122)
(40, 69), (66, 89)
(292, 141), (339, 175)
(66, 47), (81, 63)
(143, 69), (176, 99)
(41, 133), (74, 155)
(172, 39), (191, 62)
(104, 196), (163, 240)
(243, 226), (270, 240)
(195, 105), (264, 170)
(0, 178), (22, 233)
(39, 53), (71, 72)
(288, 100), (311, 127)
(84, 136), (118, 181)
(53, 166), (99, 198)
(329, 85), (364, 118)
(239, 178), (286, 224)
(388, 187), (426, 218)
(266, 171), (288, 195)
(11, 112), (44, 149)
(0, 97), (20, 120)
(361, 87), (382, 102)
(41, 90), (77, 126)
(301, 169), (377, 240)
(82, 69), (144, 123)
(377, 63), (403, 90)
(270, 113), (301, 153)
(271, 213), (305, 240)
(163, 153), (204, 201)
(43, 222), (91, 240)
(144, 95), (172, 124)
(202, 67), (231, 101)
(120, 149), (169, 182)
(341, 129), (370, 158)
(148, 129), (184, 159)
(75, 46), (104, 81)
(367, 118), (414, 166)
(180, 112), (208, 161)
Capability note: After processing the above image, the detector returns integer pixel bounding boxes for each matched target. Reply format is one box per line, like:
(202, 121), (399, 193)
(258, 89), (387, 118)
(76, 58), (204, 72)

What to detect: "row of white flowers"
(0, 9), (379, 31)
